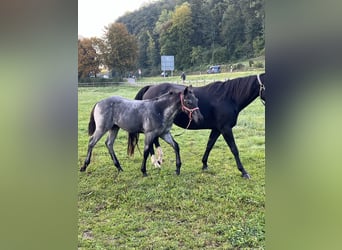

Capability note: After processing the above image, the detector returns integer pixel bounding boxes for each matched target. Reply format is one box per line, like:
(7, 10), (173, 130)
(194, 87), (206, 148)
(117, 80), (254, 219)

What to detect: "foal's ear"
(183, 86), (189, 95)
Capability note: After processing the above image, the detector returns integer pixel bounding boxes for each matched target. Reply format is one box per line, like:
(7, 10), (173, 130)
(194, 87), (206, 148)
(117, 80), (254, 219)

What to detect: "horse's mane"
(139, 90), (173, 102)
(204, 75), (256, 102)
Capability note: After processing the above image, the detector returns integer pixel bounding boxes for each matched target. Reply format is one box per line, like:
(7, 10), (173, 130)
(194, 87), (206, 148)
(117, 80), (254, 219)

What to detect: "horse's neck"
(157, 95), (181, 118)
(233, 77), (259, 112)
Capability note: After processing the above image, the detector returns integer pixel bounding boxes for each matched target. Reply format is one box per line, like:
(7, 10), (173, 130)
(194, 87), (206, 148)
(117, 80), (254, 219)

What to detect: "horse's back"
(94, 96), (148, 132)
(142, 83), (185, 99)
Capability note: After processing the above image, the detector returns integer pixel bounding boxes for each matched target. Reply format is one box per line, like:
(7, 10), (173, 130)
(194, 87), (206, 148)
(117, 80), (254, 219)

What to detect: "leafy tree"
(137, 31), (149, 70)
(168, 2), (193, 69)
(190, 46), (205, 65)
(101, 23), (138, 78)
(220, 1), (245, 60)
(155, 9), (175, 56)
(78, 38), (100, 80)
(188, 0), (211, 47)
(146, 30), (159, 69)
(98, 0), (264, 74)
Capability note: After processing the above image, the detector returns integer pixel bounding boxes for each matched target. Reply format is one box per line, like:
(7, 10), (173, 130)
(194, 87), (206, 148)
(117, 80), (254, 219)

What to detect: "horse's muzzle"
(192, 108), (204, 123)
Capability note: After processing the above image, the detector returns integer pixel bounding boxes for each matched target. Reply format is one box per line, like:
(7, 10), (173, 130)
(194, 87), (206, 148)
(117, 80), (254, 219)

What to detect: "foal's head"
(180, 85), (203, 123)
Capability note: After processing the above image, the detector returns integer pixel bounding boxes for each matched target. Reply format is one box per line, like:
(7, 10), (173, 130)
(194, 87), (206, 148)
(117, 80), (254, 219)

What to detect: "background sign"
(161, 55), (174, 71)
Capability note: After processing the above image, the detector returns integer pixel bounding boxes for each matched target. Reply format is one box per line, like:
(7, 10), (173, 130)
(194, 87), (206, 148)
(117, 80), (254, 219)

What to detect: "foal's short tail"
(127, 132), (139, 156)
(88, 104), (96, 136)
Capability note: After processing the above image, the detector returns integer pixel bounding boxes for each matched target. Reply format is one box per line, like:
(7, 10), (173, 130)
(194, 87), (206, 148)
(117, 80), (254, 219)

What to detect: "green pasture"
(78, 71), (265, 249)
(135, 71), (262, 85)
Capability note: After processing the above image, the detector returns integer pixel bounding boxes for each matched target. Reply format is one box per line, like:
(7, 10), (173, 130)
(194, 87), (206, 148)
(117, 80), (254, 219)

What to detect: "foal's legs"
(201, 129), (221, 170)
(141, 134), (155, 177)
(80, 129), (107, 172)
(105, 126), (123, 172)
(222, 128), (250, 179)
(160, 133), (181, 175)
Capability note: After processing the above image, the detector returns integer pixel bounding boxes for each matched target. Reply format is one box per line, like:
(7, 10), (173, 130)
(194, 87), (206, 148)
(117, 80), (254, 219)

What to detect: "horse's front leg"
(161, 133), (181, 175)
(141, 147), (149, 177)
(141, 135), (154, 177)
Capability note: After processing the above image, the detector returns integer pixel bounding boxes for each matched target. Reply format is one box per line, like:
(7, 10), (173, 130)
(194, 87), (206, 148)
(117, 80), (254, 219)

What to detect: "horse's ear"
(183, 86), (189, 95)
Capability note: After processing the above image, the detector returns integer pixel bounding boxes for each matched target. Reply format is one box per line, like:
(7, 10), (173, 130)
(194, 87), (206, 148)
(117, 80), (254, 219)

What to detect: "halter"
(180, 93), (200, 129)
(257, 74), (266, 106)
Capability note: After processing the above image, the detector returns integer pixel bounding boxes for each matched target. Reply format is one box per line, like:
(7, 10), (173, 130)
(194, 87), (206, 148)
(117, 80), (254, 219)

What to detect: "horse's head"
(258, 73), (266, 105)
(181, 85), (203, 123)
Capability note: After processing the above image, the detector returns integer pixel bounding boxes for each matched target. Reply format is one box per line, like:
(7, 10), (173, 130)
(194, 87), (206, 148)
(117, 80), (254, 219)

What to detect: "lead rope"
(174, 93), (199, 137)
(257, 74), (266, 106)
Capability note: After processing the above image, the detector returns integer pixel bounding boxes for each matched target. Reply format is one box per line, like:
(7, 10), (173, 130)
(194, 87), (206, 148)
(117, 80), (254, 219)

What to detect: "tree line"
(78, 0), (264, 80)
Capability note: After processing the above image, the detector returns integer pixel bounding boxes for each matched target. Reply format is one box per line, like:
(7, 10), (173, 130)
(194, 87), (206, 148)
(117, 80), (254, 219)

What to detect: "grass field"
(78, 71), (265, 249)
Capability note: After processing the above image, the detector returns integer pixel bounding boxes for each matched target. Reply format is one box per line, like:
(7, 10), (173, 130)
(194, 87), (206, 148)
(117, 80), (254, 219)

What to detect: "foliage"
(79, 0), (265, 79)
(254, 61), (264, 68)
(101, 23), (138, 79)
(113, 0), (265, 75)
(78, 72), (265, 248)
(78, 38), (100, 80)
(168, 2), (193, 69)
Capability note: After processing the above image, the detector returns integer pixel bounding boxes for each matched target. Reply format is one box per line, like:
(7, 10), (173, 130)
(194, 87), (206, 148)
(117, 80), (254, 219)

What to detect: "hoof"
(242, 173), (251, 179)
(175, 170), (180, 175)
(151, 155), (161, 168)
(202, 165), (208, 171)
(80, 167), (86, 172)
(142, 172), (148, 177)
(118, 167), (124, 172)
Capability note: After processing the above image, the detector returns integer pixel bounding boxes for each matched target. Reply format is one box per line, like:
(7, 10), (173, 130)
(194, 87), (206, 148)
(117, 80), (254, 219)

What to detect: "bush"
(254, 62), (264, 68)
(235, 63), (245, 70)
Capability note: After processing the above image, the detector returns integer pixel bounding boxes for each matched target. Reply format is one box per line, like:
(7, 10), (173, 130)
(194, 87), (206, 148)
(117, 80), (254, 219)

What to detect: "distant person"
(181, 72), (186, 83)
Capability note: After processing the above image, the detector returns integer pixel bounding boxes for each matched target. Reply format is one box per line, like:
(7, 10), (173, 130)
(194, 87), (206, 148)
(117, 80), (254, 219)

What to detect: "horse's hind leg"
(222, 128), (250, 179)
(80, 129), (107, 172)
(149, 144), (160, 168)
(161, 133), (181, 175)
(202, 129), (221, 170)
(152, 138), (164, 166)
(105, 126), (123, 172)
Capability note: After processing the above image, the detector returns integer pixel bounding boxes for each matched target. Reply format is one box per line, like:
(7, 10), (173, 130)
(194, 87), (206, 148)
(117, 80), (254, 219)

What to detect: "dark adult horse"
(134, 73), (265, 178)
(80, 86), (203, 176)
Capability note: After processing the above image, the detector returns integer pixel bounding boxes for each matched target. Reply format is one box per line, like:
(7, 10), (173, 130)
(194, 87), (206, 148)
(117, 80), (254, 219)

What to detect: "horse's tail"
(88, 104), (97, 136)
(127, 132), (139, 156)
(134, 85), (151, 100)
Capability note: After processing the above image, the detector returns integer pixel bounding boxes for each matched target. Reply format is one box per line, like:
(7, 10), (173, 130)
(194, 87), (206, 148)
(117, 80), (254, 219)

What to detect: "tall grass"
(78, 73), (265, 249)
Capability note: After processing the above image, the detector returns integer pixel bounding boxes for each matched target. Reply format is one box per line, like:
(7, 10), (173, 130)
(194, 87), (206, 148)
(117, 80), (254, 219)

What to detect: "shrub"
(254, 62), (264, 68)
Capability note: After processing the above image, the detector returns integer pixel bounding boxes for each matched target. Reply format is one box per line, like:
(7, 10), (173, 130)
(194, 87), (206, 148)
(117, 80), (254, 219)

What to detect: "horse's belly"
(114, 114), (143, 133)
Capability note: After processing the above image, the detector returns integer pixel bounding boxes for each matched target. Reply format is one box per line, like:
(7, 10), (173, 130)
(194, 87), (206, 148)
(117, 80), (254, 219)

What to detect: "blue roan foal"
(80, 86), (202, 176)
